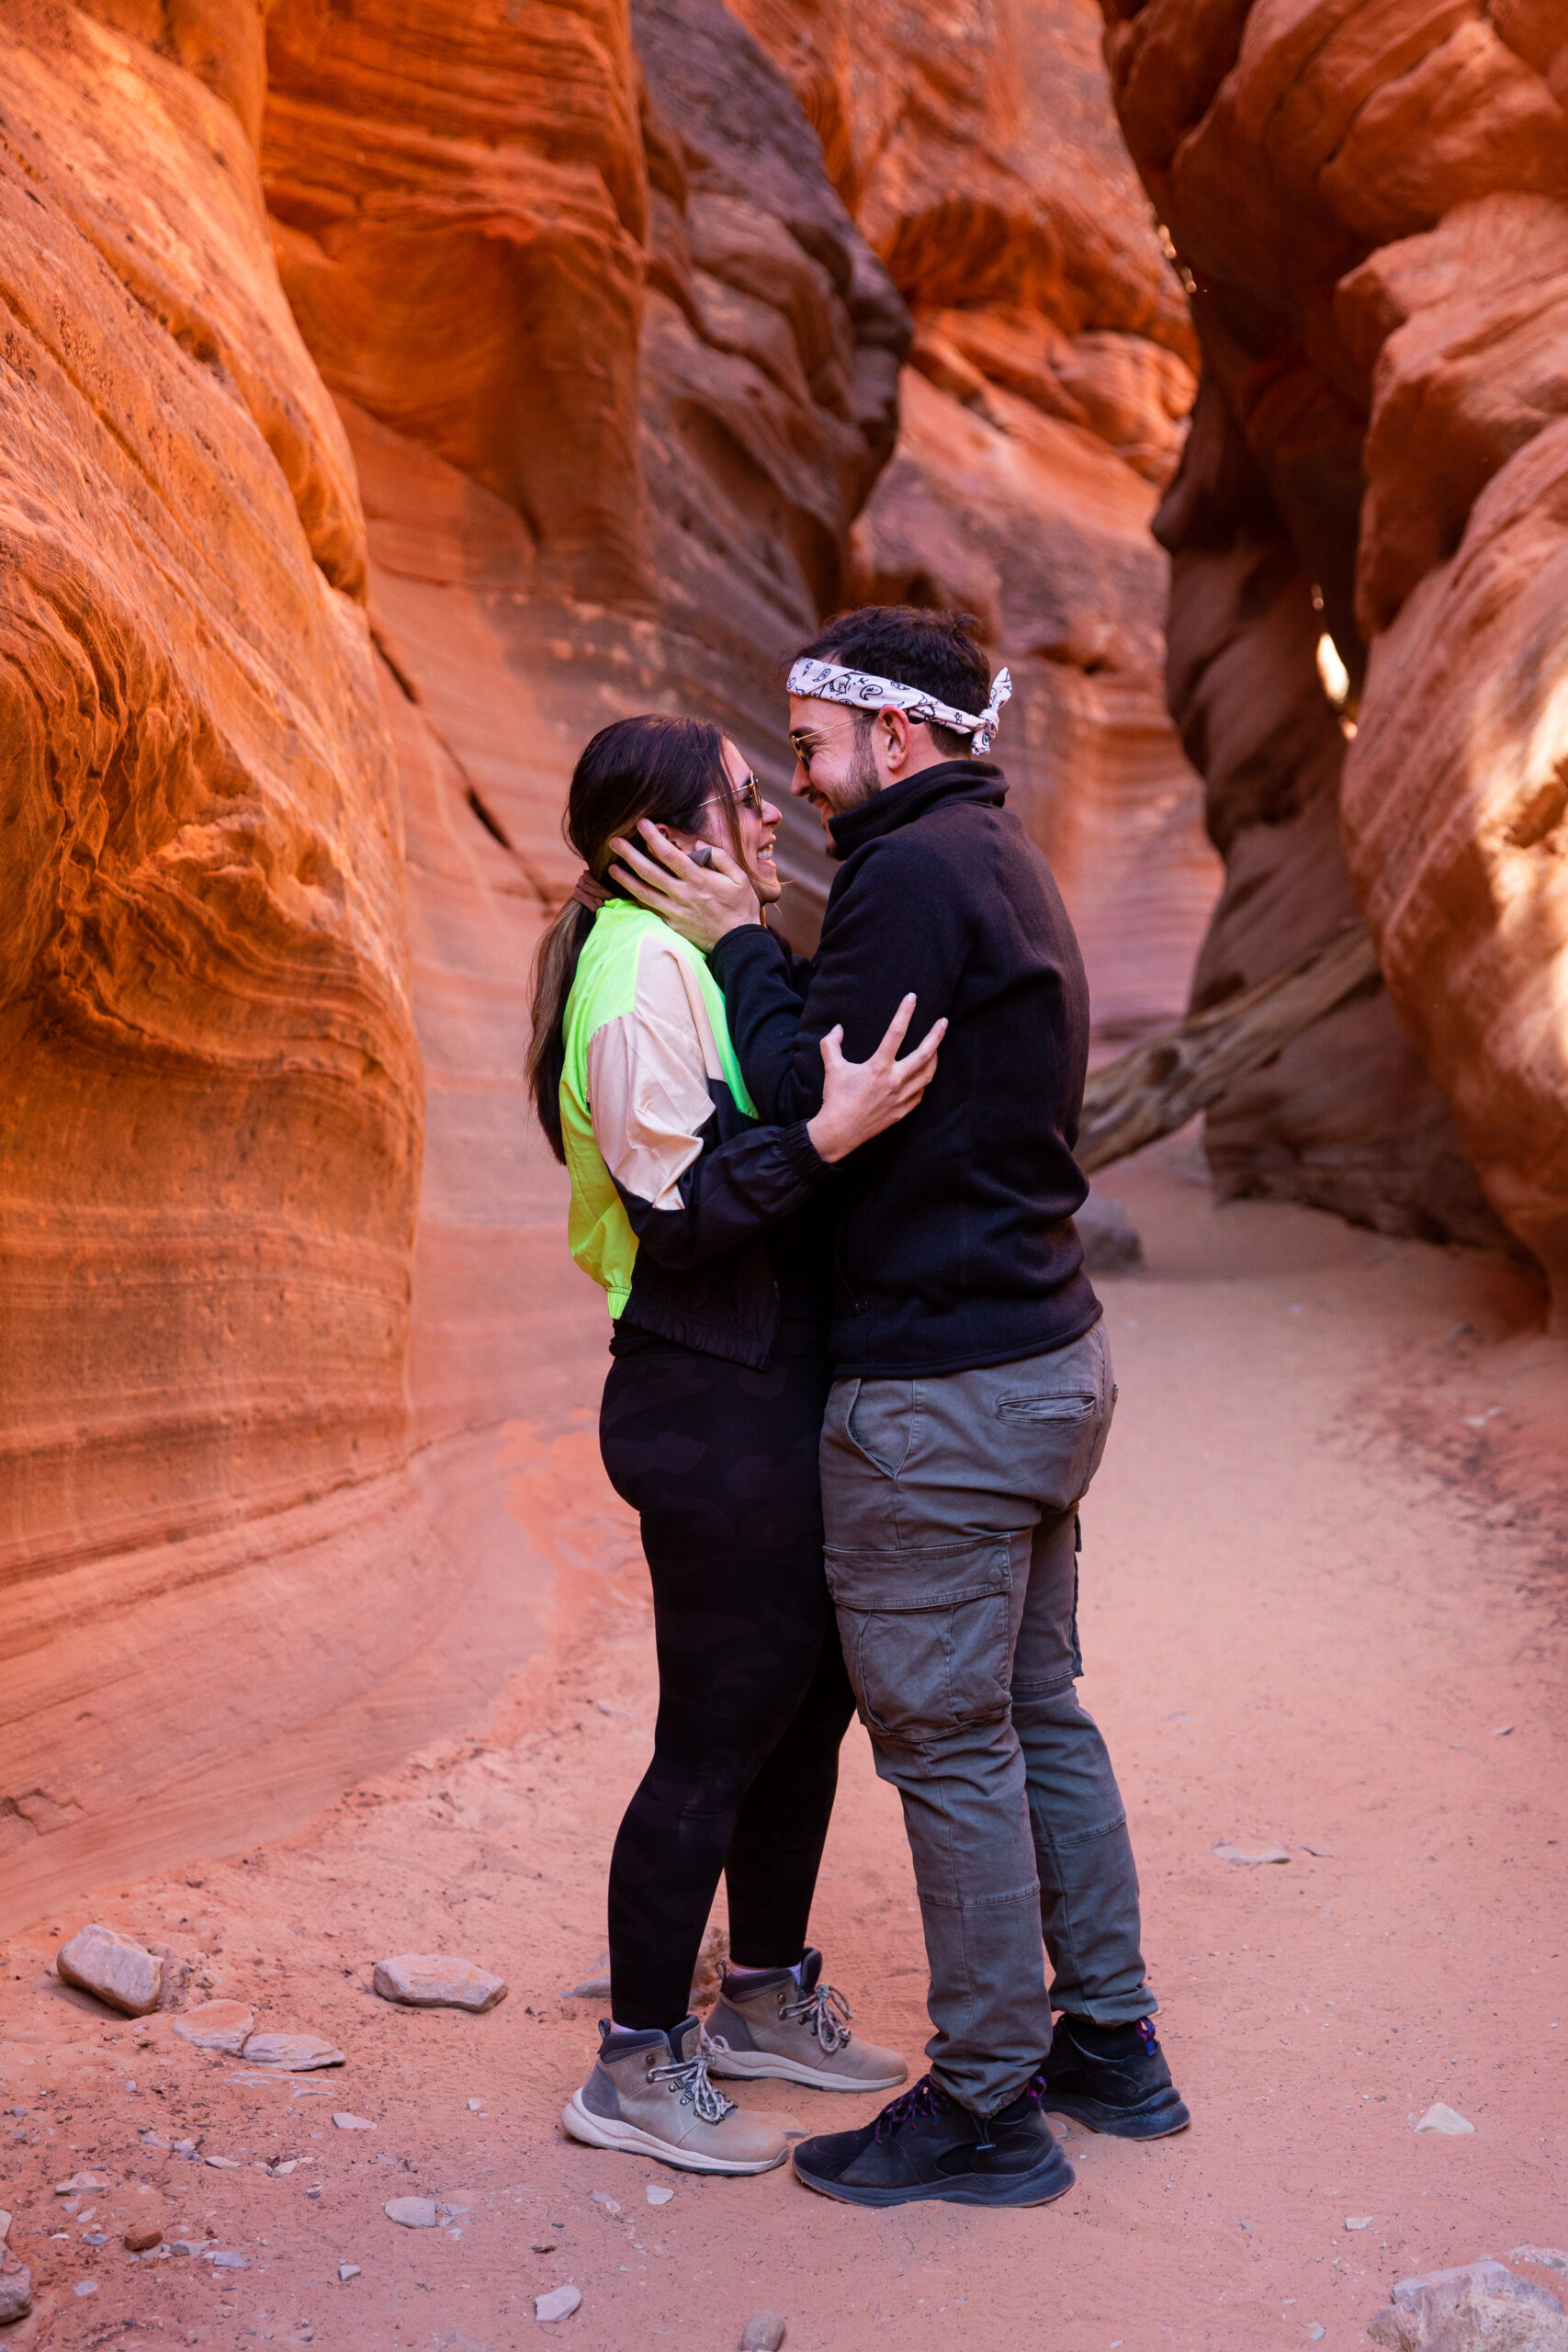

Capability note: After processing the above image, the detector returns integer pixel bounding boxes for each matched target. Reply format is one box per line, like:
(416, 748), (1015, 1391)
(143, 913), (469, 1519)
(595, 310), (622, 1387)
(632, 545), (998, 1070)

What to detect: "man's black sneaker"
(792, 2072), (1076, 2209)
(1039, 2014), (1190, 2139)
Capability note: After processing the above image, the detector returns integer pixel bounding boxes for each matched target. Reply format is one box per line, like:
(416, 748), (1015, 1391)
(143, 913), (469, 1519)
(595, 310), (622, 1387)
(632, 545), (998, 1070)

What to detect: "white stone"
(53, 2172), (108, 2196)
(646, 2185), (673, 2206)
(384, 2198), (438, 2229)
(560, 1951), (612, 2000)
(372, 1955), (507, 2013)
(1346, 2215), (1374, 2229)
(73, 2280), (99, 2297)
(1370, 2259), (1568, 2351)
(339, 2264), (361, 2282)
(1411, 2102), (1474, 2135)
(205, 2155), (242, 2169)
(0, 2259), (31, 2326)
(333, 2113), (375, 2131)
(204, 2249), (248, 2269)
(591, 2189), (621, 2214)
(1515, 2254), (1568, 2277)
(57, 1924), (163, 2017)
(173, 2001), (254, 2053)
(741, 2315), (787, 2351)
(467, 2098), (484, 2112)
(536, 2285), (582, 2323)
(240, 2030), (345, 2071)
(1213, 1840), (1291, 1866)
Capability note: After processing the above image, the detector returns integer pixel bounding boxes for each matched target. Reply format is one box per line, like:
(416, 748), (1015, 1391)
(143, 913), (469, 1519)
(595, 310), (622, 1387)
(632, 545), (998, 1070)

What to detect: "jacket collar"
(827, 759), (1007, 861)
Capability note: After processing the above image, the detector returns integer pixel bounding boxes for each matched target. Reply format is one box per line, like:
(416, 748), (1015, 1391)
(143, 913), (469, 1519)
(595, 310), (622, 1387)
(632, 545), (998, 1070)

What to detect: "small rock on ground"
(385, 2198), (439, 2229)
(339, 2264), (361, 2282)
(125, 2224), (163, 2251)
(0, 2260), (32, 2326)
(536, 2285), (582, 2323)
(1213, 1840), (1292, 1866)
(1370, 2259), (1568, 2350)
(57, 1923), (163, 2017)
(1411, 2102), (1474, 2135)
(373, 1955), (507, 2012)
(54, 2171), (109, 2195)
(74, 2280), (99, 2297)
(741, 2315), (787, 2351)
(647, 2185), (674, 2205)
(1075, 1187), (1145, 1275)
(560, 1950), (612, 2000)
(1346, 2215), (1374, 2230)
(1515, 2253), (1568, 2276)
(591, 2189), (621, 2213)
(173, 2000), (254, 2052)
(531, 2236), (558, 2255)
(333, 2113), (375, 2131)
(240, 2030), (345, 2071)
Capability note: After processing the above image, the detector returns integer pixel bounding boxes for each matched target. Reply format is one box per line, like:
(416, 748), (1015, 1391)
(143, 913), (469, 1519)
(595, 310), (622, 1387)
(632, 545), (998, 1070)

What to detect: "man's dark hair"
(794, 605), (993, 759)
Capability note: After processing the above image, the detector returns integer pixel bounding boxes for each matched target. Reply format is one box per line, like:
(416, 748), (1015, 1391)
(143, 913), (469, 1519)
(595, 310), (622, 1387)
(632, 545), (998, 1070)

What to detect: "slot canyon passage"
(2, 0), (1567, 2346)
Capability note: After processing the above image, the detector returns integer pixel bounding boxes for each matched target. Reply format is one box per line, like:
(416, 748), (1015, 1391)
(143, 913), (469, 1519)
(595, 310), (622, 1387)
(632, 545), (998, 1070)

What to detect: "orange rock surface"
(732, 0), (1222, 1035)
(1099, 0), (1566, 1269)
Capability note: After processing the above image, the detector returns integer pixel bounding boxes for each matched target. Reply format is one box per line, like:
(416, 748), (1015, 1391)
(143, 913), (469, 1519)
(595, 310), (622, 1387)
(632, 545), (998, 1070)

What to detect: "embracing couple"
(526, 605), (1189, 2210)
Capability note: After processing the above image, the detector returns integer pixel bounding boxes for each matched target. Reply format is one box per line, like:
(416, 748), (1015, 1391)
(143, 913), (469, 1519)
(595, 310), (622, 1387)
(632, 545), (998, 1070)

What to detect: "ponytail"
(526, 899), (594, 1164)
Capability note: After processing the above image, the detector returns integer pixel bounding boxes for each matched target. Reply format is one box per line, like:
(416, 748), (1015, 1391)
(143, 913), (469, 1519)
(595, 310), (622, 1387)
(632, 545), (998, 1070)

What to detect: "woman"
(527, 714), (942, 2176)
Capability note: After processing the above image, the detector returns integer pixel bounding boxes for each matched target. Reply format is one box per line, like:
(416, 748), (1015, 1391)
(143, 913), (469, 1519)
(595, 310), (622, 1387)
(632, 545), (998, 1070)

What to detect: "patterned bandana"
(787, 658), (1013, 755)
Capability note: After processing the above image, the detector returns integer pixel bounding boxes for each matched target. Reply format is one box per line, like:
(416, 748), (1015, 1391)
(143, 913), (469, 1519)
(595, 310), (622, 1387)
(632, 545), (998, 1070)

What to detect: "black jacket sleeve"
(711, 841), (969, 1124)
(613, 1117), (828, 1271)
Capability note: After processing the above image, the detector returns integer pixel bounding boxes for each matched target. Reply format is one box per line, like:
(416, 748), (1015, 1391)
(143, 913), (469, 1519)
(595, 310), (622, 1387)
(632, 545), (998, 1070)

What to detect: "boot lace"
(873, 2074), (953, 2143)
(779, 1975), (853, 2054)
(646, 2029), (736, 2127)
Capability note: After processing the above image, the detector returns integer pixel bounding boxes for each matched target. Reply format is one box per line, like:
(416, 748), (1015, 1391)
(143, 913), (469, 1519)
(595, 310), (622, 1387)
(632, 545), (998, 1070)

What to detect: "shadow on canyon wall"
(2, 0), (1562, 1930)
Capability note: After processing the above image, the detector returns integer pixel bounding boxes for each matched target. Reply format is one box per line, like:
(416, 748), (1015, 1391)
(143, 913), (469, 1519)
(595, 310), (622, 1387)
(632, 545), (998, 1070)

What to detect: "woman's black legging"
(598, 1326), (856, 2030)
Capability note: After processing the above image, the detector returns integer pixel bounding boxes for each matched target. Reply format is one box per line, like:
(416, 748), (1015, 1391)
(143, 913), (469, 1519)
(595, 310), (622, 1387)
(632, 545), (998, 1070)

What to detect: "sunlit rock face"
(728, 0), (1222, 1037)
(0, 0), (423, 1924)
(1100, 0), (1563, 1268)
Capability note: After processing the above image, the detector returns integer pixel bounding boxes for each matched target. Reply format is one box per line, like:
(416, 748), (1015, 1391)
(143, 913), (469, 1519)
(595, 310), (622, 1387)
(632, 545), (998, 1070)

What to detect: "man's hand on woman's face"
(608, 820), (761, 952)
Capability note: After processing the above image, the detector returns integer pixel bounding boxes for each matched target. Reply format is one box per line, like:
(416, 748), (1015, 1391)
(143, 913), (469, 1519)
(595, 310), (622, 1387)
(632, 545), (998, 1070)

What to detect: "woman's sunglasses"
(703, 772), (763, 815)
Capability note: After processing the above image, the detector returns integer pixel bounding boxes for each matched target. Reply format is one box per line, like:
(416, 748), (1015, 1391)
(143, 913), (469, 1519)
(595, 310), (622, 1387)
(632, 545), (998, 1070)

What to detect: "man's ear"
(877, 706), (914, 778)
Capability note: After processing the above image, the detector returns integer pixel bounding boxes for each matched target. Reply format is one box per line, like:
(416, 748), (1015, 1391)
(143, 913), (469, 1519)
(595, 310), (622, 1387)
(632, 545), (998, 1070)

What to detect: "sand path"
(3, 1144), (1565, 2350)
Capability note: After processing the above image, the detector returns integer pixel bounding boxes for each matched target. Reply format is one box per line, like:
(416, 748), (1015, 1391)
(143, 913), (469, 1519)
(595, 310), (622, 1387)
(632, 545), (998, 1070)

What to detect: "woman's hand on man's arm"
(608, 821), (761, 952)
(805, 993), (946, 1165)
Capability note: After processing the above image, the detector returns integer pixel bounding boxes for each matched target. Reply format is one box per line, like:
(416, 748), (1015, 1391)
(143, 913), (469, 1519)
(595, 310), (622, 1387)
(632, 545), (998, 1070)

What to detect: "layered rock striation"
(1100, 0), (1567, 1278)
(730, 0), (1221, 1035)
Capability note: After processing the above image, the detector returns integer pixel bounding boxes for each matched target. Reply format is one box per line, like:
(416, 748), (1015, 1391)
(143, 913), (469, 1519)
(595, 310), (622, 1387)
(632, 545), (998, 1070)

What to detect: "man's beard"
(817, 718), (881, 819)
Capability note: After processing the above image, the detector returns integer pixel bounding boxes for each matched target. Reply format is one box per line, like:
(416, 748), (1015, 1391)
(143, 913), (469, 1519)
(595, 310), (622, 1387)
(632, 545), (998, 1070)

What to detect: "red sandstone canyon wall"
(1099, 0), (1568, 1274)
(729, 0), (1222, 1035)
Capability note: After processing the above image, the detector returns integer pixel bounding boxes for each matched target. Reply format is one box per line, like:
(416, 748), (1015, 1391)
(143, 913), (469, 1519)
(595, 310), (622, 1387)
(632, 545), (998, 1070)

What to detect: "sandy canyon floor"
(3, 1141), (1566, 2352)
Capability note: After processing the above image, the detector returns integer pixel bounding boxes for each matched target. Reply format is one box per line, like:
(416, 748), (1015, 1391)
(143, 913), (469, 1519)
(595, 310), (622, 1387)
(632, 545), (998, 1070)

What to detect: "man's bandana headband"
(787, 658), (1013, 756)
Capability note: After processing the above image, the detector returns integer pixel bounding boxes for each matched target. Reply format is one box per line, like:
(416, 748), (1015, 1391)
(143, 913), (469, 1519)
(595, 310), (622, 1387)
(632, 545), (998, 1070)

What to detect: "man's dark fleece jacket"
(709, 757), (1101, 1377)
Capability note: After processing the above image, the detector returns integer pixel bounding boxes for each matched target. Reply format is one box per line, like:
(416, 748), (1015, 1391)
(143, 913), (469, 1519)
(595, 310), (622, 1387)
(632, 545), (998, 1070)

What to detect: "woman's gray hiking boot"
(705, 1949), (908, 2092)
(562, 2016), (788, 2174)
(1038, 2013), (1190, 2139)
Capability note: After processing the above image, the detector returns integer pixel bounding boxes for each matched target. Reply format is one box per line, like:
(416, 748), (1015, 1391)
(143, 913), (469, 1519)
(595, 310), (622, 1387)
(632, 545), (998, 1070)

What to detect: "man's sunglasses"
(788, 717), (862, 772)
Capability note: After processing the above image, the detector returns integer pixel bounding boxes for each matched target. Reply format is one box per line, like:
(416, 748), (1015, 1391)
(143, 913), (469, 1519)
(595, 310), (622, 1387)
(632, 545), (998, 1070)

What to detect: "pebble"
(591, 2190), (622, 2214)
(124, 2225), (163, 2252)
(169, 2241), (208, 2257)
(338, 2264), (361, 2283)
(536, 2286), (582, 2323)
(740, 2315), (787, 2351)
(467, 2098), (484, 2112)
(647, 2185), (674, 2206)
(1412, 2101), (1474, 2135)
(384, 2198), (439, 2229)
(372, 1955), (508, 2013)
(1213, 1840), (1291, 1866)
(240, 2030), (345, 2071)
(57, 1923), (164, 2018)
(560, 1951), (613, 2001)
(54, 2171), (109, 2195)
(333, 2113), (375, 2131)
(531, 2237), (558, 2255)
(204, 2250), (248, 2269)
(1513, 2251), (1568, 2276)
(1345, 2215), (1373, 2230)
(1305, 2328), (1324, 2342)
(74, 2281), (99, 2298)
(173, 2001), (254, 2053)
(205, 2154), (243, 2169)
(1493, 1724), (1515, 1737)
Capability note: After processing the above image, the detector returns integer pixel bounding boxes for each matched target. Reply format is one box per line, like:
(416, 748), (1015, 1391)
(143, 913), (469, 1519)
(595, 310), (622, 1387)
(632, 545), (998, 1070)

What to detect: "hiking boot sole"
(708, 2050), (908, 2093)
(561, 2092), (787, 2175)
(792, 2144), (1076, 2209)
(1040, 2087), (1191, 2141)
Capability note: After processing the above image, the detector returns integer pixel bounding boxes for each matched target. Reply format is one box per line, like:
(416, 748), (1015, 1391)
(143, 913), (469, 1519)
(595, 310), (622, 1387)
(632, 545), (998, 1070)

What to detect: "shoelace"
(646, 2030), (736, 2127)
(778, 1976), (853, 2054)
(873, 2073), (952, 2143)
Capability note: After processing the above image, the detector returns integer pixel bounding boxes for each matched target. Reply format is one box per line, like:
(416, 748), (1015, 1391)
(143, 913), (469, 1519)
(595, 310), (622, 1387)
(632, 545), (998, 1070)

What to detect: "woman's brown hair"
(526, 714), (740, 1163)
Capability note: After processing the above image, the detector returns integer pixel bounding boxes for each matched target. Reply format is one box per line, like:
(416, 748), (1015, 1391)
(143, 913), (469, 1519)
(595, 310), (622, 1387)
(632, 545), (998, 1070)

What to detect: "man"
(610, 605), (1188, 2210)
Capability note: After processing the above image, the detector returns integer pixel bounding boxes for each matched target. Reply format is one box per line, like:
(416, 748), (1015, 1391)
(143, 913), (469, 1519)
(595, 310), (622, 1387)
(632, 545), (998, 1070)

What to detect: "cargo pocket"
(826, 1539), (1015, 1739)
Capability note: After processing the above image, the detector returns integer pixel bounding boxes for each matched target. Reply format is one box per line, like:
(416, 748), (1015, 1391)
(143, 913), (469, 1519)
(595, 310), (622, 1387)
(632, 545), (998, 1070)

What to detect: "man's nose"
(789, 759), (812, 797)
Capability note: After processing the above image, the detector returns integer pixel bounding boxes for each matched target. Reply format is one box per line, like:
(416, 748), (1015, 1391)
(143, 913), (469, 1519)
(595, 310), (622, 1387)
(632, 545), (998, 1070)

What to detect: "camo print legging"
(599, 1323), (856, 2030)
